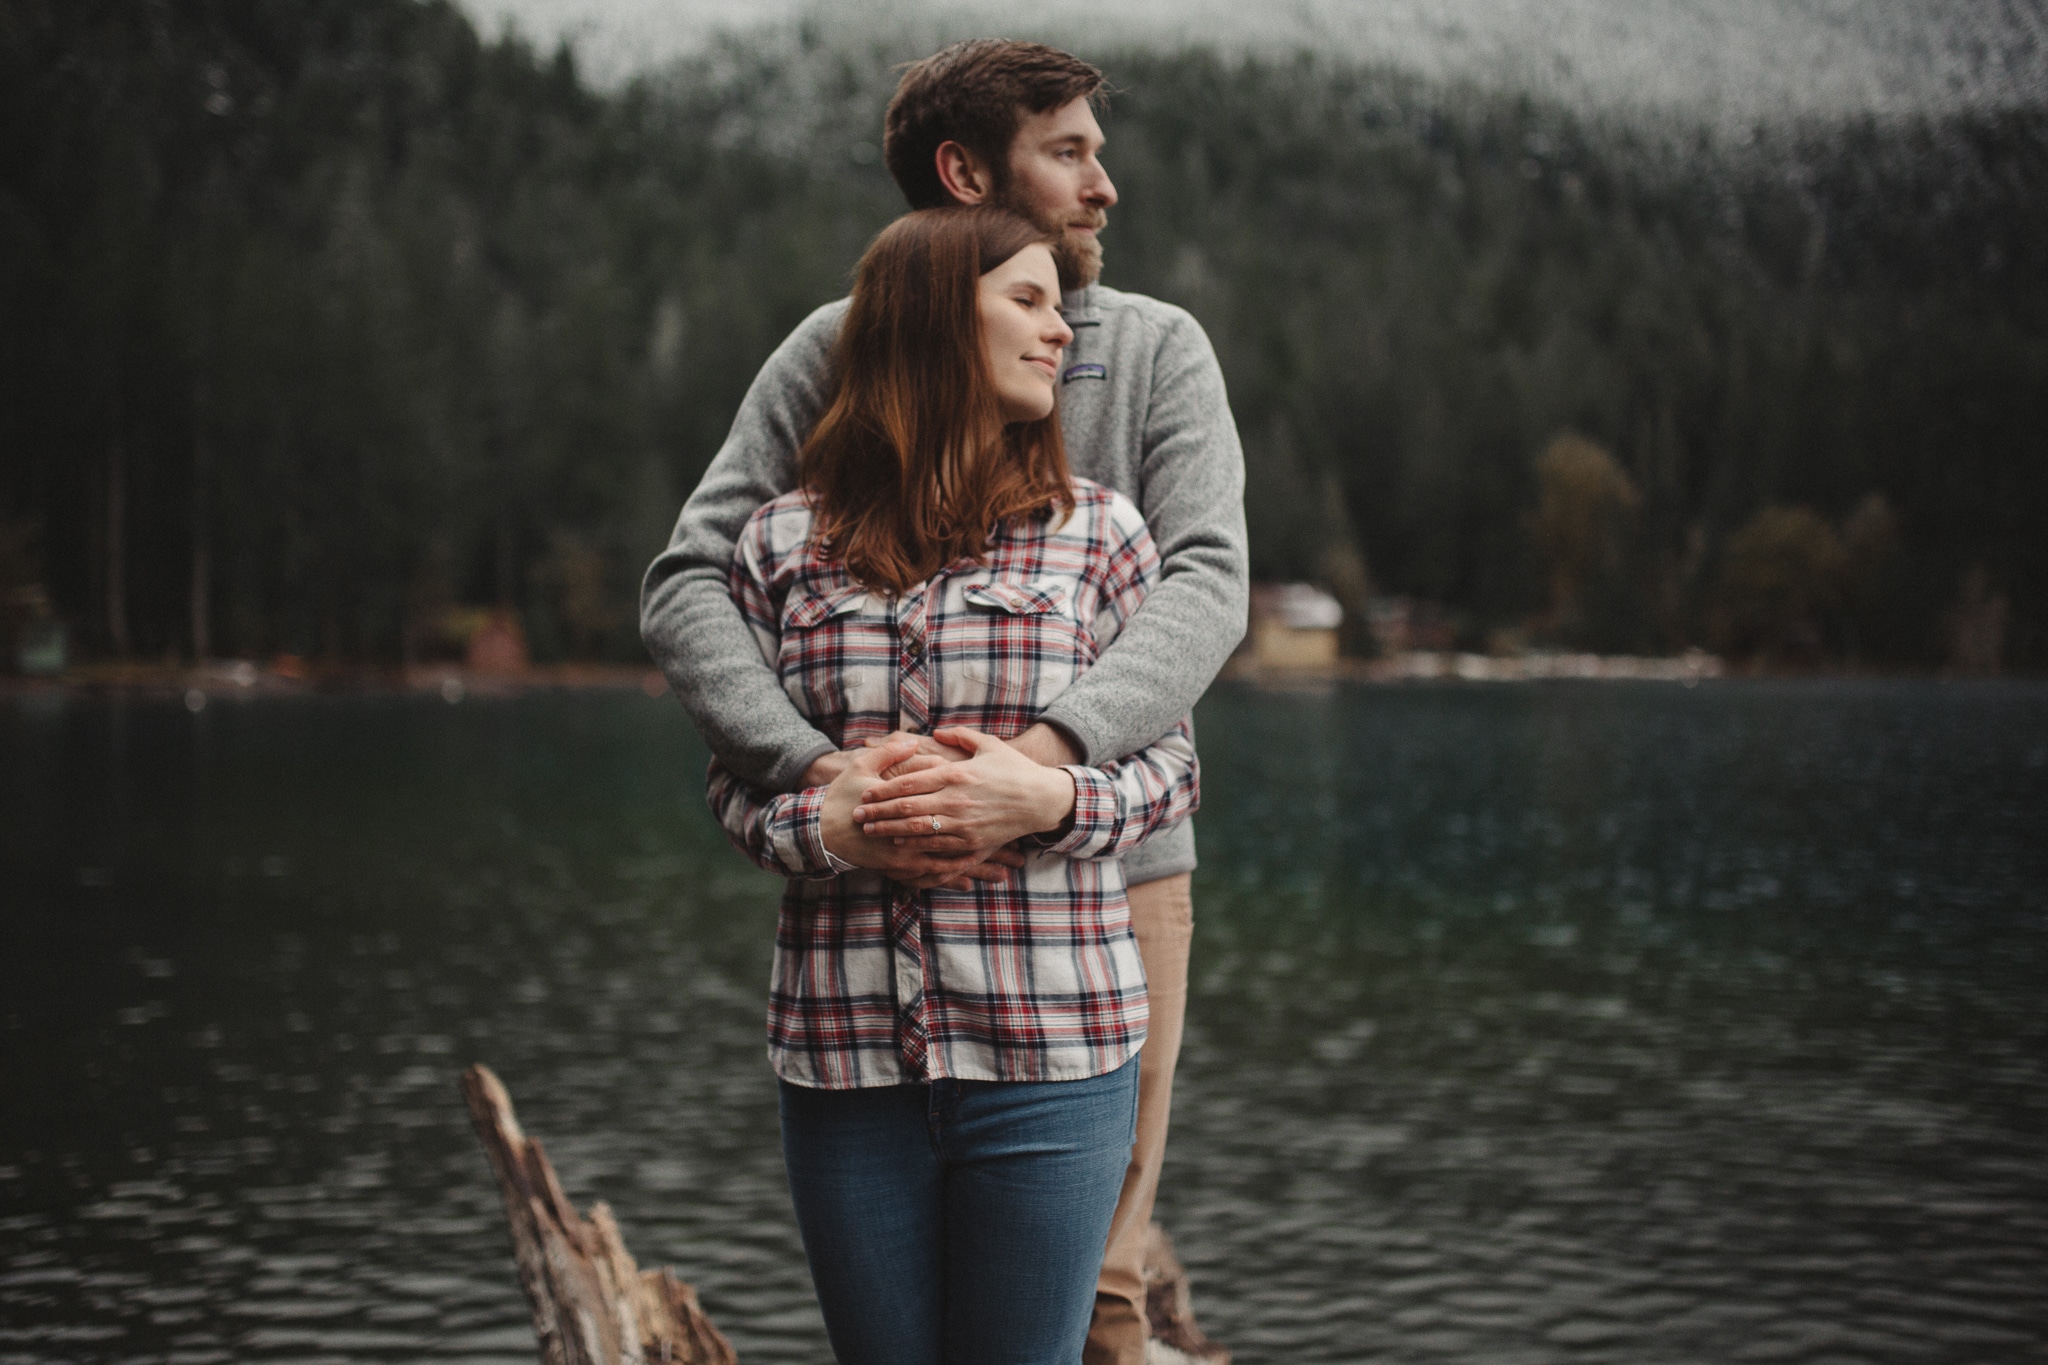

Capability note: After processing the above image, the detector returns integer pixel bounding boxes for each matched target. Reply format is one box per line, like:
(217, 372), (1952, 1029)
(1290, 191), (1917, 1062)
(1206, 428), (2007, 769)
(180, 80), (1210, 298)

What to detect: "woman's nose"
(1047, 315), (1074, 348)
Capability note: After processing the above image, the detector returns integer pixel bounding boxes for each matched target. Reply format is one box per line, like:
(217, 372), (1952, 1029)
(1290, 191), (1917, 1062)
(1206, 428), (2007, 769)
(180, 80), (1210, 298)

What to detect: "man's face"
(998, 97), (1118, 289)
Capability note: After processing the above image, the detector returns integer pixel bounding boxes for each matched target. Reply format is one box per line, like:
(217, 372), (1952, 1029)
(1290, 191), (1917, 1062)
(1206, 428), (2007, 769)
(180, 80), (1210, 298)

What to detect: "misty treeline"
(4, 2), (2044, 670)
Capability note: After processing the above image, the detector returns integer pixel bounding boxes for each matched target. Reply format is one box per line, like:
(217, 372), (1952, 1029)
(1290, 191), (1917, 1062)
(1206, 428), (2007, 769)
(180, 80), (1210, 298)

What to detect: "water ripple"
(2, 683), (2045, 1362)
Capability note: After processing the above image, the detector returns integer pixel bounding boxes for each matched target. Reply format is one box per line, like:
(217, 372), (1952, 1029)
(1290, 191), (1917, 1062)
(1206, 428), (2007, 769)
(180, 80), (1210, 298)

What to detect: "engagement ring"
(930, 816), (942, 832)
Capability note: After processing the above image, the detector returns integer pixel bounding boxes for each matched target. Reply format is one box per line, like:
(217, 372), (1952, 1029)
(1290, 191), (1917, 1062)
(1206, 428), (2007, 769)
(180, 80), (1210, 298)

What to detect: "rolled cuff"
(774, 787), (844, 880)
(1040, 765), (1118, 859)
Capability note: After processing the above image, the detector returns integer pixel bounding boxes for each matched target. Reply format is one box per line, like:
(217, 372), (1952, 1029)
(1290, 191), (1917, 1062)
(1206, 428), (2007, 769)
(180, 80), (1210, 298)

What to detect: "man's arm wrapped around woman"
(702, 482), (1198, 877)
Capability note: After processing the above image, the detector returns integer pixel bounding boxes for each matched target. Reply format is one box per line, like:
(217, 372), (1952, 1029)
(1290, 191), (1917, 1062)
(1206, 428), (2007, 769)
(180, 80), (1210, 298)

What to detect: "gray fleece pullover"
(640, 283), (1248, 883)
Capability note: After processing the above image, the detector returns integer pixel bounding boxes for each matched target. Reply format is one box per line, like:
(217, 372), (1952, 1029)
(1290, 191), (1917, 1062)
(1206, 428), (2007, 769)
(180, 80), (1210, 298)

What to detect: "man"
(641, 39), (1246, 1365)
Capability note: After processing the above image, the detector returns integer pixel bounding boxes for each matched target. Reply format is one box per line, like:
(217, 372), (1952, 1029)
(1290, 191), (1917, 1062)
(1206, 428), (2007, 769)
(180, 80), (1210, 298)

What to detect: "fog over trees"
(4, 1), (2043, 669)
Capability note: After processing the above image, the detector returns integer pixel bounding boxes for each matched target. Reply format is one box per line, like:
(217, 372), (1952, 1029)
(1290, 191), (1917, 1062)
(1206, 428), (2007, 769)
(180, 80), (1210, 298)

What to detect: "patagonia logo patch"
(1062, 362), (1107, 383)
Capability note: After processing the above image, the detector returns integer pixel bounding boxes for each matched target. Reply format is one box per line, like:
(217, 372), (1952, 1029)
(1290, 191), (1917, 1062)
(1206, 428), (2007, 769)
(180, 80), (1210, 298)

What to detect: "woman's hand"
(816, 739), (1025, 889)
(852, 726), (1077, 852)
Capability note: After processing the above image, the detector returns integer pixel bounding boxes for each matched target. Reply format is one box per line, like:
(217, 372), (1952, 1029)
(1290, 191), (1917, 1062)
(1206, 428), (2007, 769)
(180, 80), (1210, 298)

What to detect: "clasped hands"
(807, 722), (1080, 889)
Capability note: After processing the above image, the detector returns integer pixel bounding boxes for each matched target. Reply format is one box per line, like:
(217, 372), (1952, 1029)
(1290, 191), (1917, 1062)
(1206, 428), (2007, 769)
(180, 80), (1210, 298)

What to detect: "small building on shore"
(1245, 582), (1344, 671)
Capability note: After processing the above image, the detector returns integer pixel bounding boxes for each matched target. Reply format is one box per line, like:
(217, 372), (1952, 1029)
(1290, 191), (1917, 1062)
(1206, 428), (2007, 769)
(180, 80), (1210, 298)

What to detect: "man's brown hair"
(883, 40), (1106, 209)
(799, 207), (1075, 593)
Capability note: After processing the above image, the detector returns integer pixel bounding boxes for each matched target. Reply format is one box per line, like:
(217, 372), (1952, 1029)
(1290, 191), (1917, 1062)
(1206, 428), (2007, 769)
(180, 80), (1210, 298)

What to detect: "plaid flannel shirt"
(708, 478), (1199, 1088)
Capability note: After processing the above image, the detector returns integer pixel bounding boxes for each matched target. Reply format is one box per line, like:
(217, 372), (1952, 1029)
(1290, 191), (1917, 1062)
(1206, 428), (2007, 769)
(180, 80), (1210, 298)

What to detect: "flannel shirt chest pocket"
(777, 583), (893, 725)
(941, 576), (1094, 709)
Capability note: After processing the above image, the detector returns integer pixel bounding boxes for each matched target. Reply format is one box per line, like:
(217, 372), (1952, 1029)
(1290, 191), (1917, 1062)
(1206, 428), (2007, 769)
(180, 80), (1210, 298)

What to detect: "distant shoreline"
(0, 661), (673, 704)
(1226, 649), (1726, 686)
(1226, 651), (2038, 686)
(4, 653), (2028, 702)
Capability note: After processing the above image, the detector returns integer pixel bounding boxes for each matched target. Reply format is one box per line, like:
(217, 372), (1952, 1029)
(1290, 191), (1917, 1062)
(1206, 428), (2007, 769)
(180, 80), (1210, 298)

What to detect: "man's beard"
(1000, 189), (1105, 291)
(1051, 227), (1103, 292)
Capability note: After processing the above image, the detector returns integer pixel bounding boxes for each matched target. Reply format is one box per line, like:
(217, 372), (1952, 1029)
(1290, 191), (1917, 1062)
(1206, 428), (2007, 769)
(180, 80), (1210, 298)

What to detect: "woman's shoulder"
(740, 489), (816, 556)
(1060, 478), (1149, 546)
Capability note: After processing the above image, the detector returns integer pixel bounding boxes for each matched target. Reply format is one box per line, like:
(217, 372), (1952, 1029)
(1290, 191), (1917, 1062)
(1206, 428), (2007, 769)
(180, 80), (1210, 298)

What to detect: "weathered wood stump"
(463, 1062), (1229, 1364)
(1141, 1222), (1231, 1364)
(461, 1064), (736, 1365)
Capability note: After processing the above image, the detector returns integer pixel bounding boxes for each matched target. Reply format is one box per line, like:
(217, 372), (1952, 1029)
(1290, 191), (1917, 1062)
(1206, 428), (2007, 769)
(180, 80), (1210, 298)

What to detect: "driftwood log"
(462, 1065), (736, 1365)
(1140, 1223), (1231, 1364)
(462, 1062), (1229, 1365)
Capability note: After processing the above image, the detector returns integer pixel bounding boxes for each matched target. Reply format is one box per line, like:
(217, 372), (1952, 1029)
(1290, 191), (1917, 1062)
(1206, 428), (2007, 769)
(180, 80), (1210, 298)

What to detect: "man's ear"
(934, 140), (994, 205)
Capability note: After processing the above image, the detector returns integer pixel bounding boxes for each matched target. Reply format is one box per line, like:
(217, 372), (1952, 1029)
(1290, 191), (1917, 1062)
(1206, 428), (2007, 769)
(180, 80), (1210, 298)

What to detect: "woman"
(708, 206), (1198, 1365)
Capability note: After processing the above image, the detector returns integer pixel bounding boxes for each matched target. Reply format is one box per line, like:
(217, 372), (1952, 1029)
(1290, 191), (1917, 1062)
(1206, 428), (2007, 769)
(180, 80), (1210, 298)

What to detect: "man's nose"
(1085, 160), (1117, 209)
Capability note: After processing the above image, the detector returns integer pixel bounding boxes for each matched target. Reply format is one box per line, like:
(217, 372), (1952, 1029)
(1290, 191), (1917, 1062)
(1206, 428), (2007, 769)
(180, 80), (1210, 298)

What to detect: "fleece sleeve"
(1038, 309), (1249, 765)
(639, 300), (849, 792)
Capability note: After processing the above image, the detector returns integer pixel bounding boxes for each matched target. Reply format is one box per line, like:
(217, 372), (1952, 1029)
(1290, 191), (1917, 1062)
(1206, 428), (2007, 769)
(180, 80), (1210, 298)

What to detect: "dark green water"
(3, 682), (2044, 1364)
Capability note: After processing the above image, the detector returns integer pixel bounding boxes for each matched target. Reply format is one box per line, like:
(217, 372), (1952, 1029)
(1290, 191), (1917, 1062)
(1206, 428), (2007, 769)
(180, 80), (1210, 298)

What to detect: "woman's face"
(978, 243), (1073, 424)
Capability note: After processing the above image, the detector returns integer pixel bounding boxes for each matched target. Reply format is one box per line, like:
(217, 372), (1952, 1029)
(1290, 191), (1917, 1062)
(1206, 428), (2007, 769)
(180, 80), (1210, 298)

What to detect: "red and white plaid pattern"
(708, 478), (1199, 1088)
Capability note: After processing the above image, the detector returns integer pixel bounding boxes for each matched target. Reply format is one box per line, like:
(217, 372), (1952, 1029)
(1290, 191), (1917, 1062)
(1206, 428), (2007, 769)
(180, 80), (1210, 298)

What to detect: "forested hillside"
(4, 1), (2043, 667)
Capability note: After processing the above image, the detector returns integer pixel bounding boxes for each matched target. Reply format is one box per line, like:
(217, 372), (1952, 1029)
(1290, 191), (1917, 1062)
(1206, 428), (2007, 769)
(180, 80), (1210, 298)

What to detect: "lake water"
(3, 681), (2044, 1364)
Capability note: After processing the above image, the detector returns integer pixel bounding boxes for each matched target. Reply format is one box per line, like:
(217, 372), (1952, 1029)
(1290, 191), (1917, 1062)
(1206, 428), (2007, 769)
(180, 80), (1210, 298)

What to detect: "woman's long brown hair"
(799, 207), (1075, 594)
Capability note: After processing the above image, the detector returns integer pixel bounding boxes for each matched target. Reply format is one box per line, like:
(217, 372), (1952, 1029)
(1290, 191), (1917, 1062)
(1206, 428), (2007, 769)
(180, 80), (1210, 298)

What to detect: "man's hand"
(800, 749), (853, 790)
(899, 844), (1029, 891)
(1008, 721), (1082, 769)
(852, 726), (1077, 852)
(817, 739), (916, 869)
(805, 720), (1080, 886)
(873, 722), (1078, 771)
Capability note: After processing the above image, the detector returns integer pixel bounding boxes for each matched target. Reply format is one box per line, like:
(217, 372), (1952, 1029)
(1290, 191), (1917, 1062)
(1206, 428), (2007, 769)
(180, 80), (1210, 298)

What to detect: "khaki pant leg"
(1084, 872), (1194, 1365)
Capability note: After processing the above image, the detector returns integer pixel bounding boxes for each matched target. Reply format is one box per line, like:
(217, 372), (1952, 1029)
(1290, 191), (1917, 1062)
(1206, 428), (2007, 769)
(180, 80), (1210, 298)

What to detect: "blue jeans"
(778, 1056), (1141, 1365)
